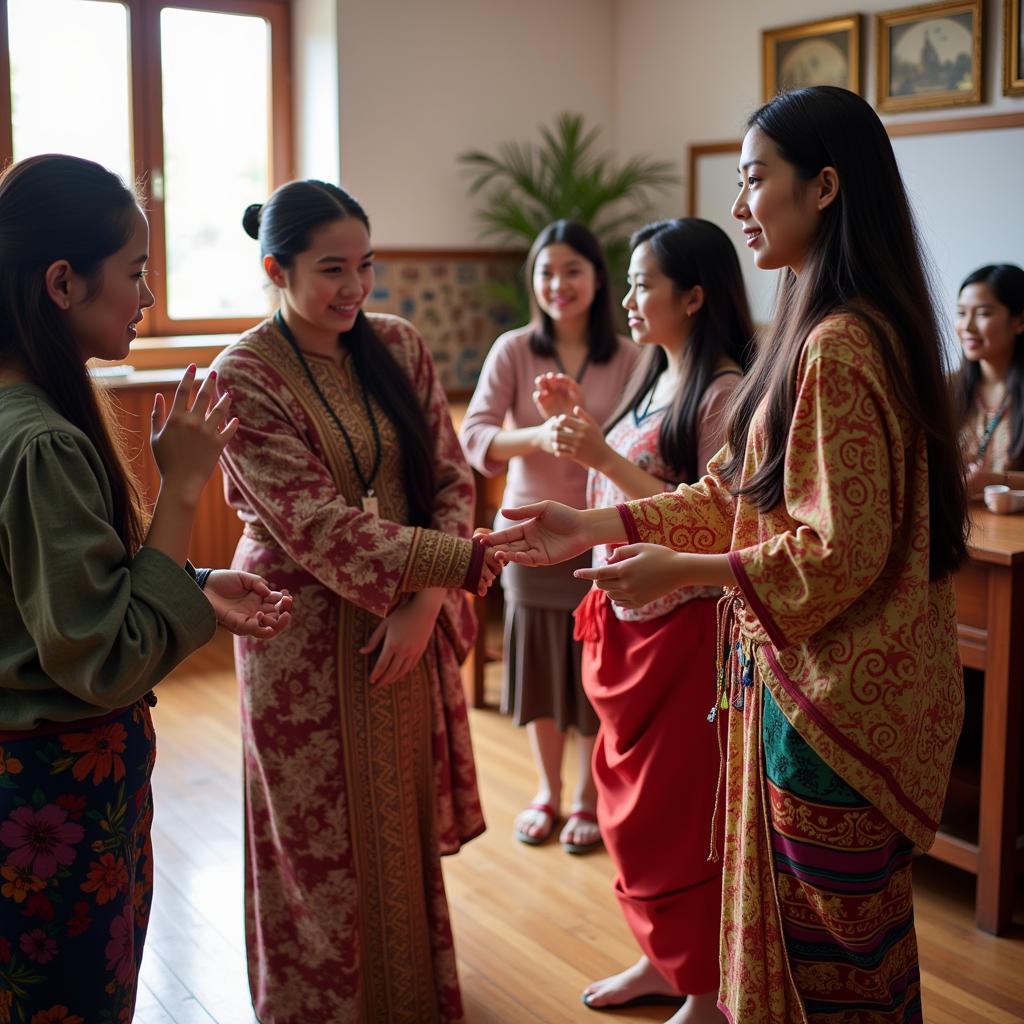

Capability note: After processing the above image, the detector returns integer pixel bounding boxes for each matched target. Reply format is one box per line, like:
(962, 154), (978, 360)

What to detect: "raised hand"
(151, 365), (238, 506)
(532, 372), (585, 419)
(484, 501), (593, 567)
(204, 570), (293, 638)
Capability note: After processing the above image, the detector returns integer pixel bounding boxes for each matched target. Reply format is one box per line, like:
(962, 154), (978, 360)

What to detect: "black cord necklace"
(552, 348), (590, 384)
(274, 310), (383, 514)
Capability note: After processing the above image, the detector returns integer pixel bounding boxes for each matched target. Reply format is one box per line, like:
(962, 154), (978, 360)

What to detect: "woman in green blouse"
(0, 155), (291, 1020)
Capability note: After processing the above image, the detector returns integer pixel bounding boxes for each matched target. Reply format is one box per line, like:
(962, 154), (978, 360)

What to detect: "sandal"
(514, 802), (557, 846)
(561, 809), (602, 855)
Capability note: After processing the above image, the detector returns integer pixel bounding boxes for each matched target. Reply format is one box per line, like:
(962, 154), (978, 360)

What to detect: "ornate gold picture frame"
(876, 0), (983, 112)
(762, 15), (861, 100)
(1005, 0), (1024, 95)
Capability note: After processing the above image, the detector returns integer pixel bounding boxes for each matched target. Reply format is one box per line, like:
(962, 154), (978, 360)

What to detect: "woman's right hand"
(151, 365), (238, 506)
(532, 372), (585, 419)
(485, 501), (592, 566)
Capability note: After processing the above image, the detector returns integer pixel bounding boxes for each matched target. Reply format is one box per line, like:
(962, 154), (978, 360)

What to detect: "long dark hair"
(720, 87), (967, 579)
(607, 218), (753, 481)
(0, 154), (147, 554)
(526, 220), (619, 364)
(244, 181), (436, 527)
(953, 263), (1024, 468)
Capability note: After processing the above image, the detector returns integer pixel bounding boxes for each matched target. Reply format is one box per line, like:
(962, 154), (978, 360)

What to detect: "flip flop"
(561, 809), (603, 855)
(514, 802), (557, 846)
(581, 991), (687, 1011)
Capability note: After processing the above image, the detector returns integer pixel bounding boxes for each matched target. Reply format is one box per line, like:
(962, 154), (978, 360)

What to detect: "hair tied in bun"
(242, 203), (263, 239)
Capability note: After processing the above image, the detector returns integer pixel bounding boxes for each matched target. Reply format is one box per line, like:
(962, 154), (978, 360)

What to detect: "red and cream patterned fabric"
(212, 314), (484, 1023)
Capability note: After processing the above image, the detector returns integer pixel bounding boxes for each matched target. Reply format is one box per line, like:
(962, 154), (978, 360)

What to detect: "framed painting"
(876, 0), (983, 112)
(763, 15), (861, 100)
(1005, 0), (1024, 95)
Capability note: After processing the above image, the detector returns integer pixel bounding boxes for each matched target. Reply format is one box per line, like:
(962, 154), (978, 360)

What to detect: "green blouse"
(0, 383), (216, 730)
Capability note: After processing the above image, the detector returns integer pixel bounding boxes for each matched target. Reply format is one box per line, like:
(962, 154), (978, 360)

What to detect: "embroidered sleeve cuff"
(616, 503), (642, 545)
(400, 528), (474, 593)
(462, 536), (487, 595)
(727, 550), (789, 650)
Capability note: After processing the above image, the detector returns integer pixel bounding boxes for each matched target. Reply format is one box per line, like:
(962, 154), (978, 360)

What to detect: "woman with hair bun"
(214, 181), (495, 1023)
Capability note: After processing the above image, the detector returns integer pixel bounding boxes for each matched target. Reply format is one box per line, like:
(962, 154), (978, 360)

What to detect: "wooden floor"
(136, 631), (1024, 1024)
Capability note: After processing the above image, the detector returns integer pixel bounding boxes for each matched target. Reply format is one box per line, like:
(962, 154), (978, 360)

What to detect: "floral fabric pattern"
(213, 315), (484, 1023)
(0, 701), (155, 1023)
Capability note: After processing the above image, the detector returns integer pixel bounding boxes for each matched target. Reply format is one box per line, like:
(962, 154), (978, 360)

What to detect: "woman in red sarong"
(539, 218), (751, 1018)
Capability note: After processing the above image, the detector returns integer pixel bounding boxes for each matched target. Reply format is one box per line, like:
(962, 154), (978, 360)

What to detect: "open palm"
(485, 501), (591, 567)
(205, 571), (292, 639)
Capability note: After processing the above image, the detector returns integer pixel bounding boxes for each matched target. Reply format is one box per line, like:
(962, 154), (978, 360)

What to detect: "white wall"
(613, 0), (1023, 221)
(292, 0), (341, 183)
(331, 0), (615, 247)
(291, 0), (1022, 253)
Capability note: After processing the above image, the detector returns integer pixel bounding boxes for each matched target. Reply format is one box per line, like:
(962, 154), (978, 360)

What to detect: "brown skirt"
(500, 557), (597, 736)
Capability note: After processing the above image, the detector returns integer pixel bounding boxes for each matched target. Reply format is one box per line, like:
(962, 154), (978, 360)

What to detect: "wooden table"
(938, 507), (1024, 934)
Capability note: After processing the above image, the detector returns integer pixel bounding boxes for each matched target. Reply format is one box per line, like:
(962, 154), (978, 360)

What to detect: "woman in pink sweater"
(460, 221), (638, 852)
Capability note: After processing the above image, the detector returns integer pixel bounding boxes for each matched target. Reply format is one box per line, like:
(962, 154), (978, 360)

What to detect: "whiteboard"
(692, 125), (1024, 356)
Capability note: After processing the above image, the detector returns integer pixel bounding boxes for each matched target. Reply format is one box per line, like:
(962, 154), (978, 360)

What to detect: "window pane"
(161, 8), (272, 321)
(8, 0), (132, 183)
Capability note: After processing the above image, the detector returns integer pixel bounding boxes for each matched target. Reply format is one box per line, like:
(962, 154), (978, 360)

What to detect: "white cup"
(983, 484), (1024, 514)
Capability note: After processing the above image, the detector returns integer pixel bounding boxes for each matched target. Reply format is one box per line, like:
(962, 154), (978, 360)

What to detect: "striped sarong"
(763, 689), (923, 1023)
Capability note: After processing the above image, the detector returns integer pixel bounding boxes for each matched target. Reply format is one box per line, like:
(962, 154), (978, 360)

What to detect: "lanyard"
(274, 311), (382, 506)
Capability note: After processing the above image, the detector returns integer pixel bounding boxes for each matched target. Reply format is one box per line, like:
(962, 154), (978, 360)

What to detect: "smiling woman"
(210, 178), (496, 1023)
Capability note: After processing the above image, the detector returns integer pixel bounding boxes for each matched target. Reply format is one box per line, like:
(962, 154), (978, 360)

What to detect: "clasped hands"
(532, 372), (609, 468)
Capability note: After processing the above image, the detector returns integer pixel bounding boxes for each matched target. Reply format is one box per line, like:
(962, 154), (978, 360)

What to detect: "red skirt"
(575, 588), (725, 994)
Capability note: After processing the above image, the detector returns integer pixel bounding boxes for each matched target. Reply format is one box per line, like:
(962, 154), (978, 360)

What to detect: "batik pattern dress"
(617, 313), (962, 1023)
(212, 314), (485, 1024)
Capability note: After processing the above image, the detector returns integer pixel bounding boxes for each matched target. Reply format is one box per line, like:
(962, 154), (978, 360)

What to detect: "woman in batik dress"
(485, 87), (968, 1024)
(212, 181), (492, 1024)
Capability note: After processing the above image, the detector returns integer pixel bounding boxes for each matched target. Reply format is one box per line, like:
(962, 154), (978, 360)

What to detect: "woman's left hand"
(553, 405), (610, 470)
(204, 571), (293, 638)
(574, 543), (689, 608)
(360, 591), (443, 685)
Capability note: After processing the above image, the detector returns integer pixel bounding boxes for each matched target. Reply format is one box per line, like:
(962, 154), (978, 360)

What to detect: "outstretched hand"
(204, 570), (292, 638)
(484, 501), (592, 567)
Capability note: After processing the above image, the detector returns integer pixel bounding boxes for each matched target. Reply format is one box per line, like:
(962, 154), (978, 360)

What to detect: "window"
(0, 0), (292, 337)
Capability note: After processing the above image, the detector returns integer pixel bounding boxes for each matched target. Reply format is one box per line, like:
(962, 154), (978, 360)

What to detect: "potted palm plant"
(459, 112), (678, 318)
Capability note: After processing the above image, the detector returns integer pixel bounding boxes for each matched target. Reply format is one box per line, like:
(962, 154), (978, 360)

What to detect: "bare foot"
(514, 799), (558, 844)
(666, 991), (723, 1024)
(560, 807), (601, 852)
(582, 955), (679, 1008)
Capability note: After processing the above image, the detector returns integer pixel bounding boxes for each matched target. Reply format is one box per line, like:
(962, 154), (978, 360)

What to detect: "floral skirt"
(0, 699), (156, 1024)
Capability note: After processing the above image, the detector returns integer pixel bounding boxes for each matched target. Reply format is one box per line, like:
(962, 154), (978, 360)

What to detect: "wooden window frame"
(0, 0), (293, 339)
